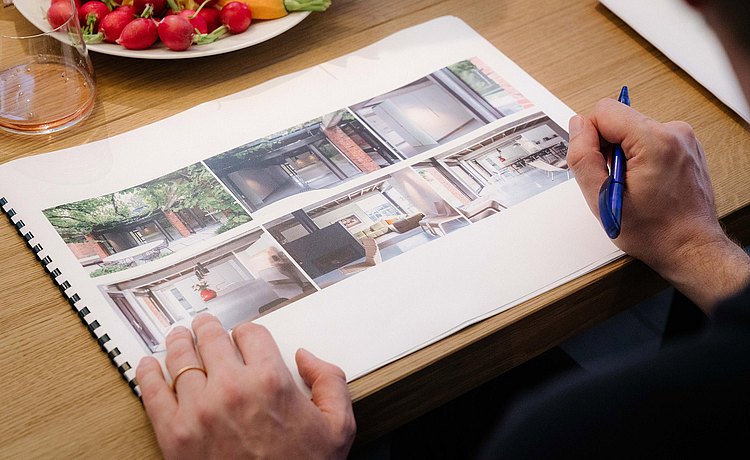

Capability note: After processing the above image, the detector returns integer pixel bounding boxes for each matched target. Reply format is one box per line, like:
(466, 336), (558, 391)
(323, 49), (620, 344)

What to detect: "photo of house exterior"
(99, 229), (316, 353)
(43, 163), (252, 277)
(203, 110), (402, 213)
(413, 113), (570, 219)
(349, 58), (534, 158)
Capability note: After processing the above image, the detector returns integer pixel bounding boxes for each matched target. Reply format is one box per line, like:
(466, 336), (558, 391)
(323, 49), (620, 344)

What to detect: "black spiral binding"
(0, 196), (139, 395)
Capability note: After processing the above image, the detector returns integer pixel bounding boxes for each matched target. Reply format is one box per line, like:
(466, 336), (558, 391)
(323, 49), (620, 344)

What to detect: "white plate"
(13, 0), (309, 59)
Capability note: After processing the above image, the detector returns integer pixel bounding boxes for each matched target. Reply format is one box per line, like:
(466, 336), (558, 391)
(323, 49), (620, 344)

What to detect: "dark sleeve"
(478, 286), (750, 459)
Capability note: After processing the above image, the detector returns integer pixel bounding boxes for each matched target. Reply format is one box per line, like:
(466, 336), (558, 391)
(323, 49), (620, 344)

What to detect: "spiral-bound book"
(0, 16), (620, 395)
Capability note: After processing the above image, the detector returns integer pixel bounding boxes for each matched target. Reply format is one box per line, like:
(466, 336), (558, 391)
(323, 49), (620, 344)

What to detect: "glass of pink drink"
(1, 0), (96, 135)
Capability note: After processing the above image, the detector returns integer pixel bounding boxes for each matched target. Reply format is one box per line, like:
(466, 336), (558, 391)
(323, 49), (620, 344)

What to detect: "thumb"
(296, 348), (356, 435)
(567, 114), (609, 216)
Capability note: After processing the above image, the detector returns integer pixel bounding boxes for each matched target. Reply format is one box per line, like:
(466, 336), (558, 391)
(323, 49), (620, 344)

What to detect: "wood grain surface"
(1, 0), (749, 457)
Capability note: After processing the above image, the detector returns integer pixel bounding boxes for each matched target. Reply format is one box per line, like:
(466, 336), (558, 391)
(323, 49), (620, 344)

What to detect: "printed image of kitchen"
(413, 113), (570, 215)
(98, 228), (315, 353)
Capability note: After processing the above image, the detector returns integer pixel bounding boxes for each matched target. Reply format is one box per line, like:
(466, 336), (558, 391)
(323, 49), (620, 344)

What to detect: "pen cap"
(618, 86), (630, 106)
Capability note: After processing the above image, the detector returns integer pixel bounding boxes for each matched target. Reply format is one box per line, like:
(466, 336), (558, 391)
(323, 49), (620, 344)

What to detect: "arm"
(567, 98), (750, 315)
(136, 314), (356, 459)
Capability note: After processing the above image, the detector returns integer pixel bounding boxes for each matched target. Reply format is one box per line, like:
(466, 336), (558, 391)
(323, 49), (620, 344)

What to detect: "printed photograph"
(348, 58), (534, 158)
(99, 228), (316, 353)
(43, 163), (252, 277)
(413, 113), (570, 220)
(265, 168), (470, 288)
(203, 109), (402, 213)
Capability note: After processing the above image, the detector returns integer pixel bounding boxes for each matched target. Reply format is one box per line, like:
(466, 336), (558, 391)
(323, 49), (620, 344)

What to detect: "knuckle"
(593, 97), (612, 113)
(194, 400), (219, 428)
(659, 121), (695, 150)
(167, 339), (195, 364)
(166, 420), (198, 448)
(214, 372), (247, 408)
(139, 376), (161, 400)
(256, 366), (289, 396)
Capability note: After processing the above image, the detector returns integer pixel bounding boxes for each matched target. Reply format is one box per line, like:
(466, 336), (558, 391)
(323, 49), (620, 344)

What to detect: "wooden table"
(2, 0), (749, 457)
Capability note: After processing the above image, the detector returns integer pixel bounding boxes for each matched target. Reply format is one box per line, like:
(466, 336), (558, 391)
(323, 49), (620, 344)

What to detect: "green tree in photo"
(44, 163), (251, 243)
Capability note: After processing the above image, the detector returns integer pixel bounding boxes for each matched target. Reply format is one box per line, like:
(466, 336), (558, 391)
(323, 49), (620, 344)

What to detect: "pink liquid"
(0, 60), (95, 134)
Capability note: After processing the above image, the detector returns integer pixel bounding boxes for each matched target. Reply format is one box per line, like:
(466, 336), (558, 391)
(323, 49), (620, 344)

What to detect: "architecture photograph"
(43, 163), (251, 277)
(98, 229), (316, 353)
(265, 168), (470, 288)
(348, 58), (534, 158)
(412, 113), (570, 218)
(203, 109), (402, 213)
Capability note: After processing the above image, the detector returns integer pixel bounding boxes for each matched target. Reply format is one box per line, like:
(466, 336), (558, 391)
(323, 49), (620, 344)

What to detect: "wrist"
(656, 230), (750, 314)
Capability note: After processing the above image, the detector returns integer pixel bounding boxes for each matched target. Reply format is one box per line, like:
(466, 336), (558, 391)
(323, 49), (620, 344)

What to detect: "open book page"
(0, 16), (620, 394)
(600, 0), (750, 123)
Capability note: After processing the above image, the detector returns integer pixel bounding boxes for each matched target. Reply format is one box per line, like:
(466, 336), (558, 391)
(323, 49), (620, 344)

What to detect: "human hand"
(567, 98), (750, 312)
(136, 314), (356, 459)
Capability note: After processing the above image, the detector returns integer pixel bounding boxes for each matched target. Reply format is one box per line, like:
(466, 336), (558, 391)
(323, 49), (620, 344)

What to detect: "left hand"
(136, 314), (356, 459)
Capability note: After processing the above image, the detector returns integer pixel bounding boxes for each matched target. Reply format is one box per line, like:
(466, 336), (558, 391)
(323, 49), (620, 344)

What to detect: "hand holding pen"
(598, 85), (630, 239)
(566, 92), (742, 310)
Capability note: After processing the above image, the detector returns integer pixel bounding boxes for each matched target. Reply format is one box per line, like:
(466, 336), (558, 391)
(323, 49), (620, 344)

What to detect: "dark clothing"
(478, 285), (750, 458)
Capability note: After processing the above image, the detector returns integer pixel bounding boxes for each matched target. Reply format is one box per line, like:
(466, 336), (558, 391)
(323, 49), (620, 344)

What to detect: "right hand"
(567, 98), (750, 311)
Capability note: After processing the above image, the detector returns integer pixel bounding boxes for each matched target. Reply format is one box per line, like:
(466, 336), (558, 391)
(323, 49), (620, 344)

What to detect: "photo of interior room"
(412, 114), (570, 219)
(348, 59), (531, 158)
(265, 168), (470, 288)
(99, 229), (316, 353)
(203, 110), (401, 213)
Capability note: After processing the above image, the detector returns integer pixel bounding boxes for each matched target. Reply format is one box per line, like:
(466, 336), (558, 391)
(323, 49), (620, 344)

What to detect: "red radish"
(158, 15), (194, 51)
(100, 9), (135, 43)
(197, 7), (221, 33)
(46, 0), (75, 29)
(52, 0), (81, 9)
(113, 4), (137, 17)
(178, 10), (208, 34)
(219, 2), (251, 34)
(78, 1), (110, 33)
(133, 0), (168, 17)
(117, 17), (158, 49)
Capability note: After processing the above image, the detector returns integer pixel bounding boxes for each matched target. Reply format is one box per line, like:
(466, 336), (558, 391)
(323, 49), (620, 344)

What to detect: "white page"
(600, 0), (750, 123)
(0, 16), (620, 394)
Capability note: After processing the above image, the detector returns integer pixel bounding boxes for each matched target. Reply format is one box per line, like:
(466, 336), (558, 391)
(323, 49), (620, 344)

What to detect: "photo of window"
(265, 168), (470, 288)
(203, 109), (401, 213)
(413, 113), (570, 222)
(99, 228), (316, 353)
(349, 58), (534, 158)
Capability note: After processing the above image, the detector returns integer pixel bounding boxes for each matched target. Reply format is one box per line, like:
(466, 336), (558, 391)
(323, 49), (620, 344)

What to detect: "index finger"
(589, 97), (653, 158)
(566, 114), (608, 217)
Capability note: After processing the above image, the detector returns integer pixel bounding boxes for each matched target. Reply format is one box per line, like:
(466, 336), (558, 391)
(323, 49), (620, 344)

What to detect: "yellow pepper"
(217, 0), (331, 20)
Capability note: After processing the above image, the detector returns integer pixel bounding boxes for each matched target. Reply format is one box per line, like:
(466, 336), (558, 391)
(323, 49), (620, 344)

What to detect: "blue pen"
(598, 85), (630, 239)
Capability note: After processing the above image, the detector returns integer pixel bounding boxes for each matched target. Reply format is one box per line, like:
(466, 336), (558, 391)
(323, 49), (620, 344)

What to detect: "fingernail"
(569, 115), (584, 139)
(167, 325), (189, 338)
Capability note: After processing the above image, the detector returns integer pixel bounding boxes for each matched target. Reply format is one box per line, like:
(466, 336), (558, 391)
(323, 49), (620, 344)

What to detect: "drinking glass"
(0, 0), (96, 135)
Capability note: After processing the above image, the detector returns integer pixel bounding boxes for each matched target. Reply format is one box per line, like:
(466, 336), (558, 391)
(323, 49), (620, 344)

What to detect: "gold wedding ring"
(171, 364), (207, 390)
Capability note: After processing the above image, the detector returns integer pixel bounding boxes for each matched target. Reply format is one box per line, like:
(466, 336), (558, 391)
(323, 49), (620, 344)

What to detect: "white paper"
(0, 16), (620, 395)
(600, 0), (750, 123)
